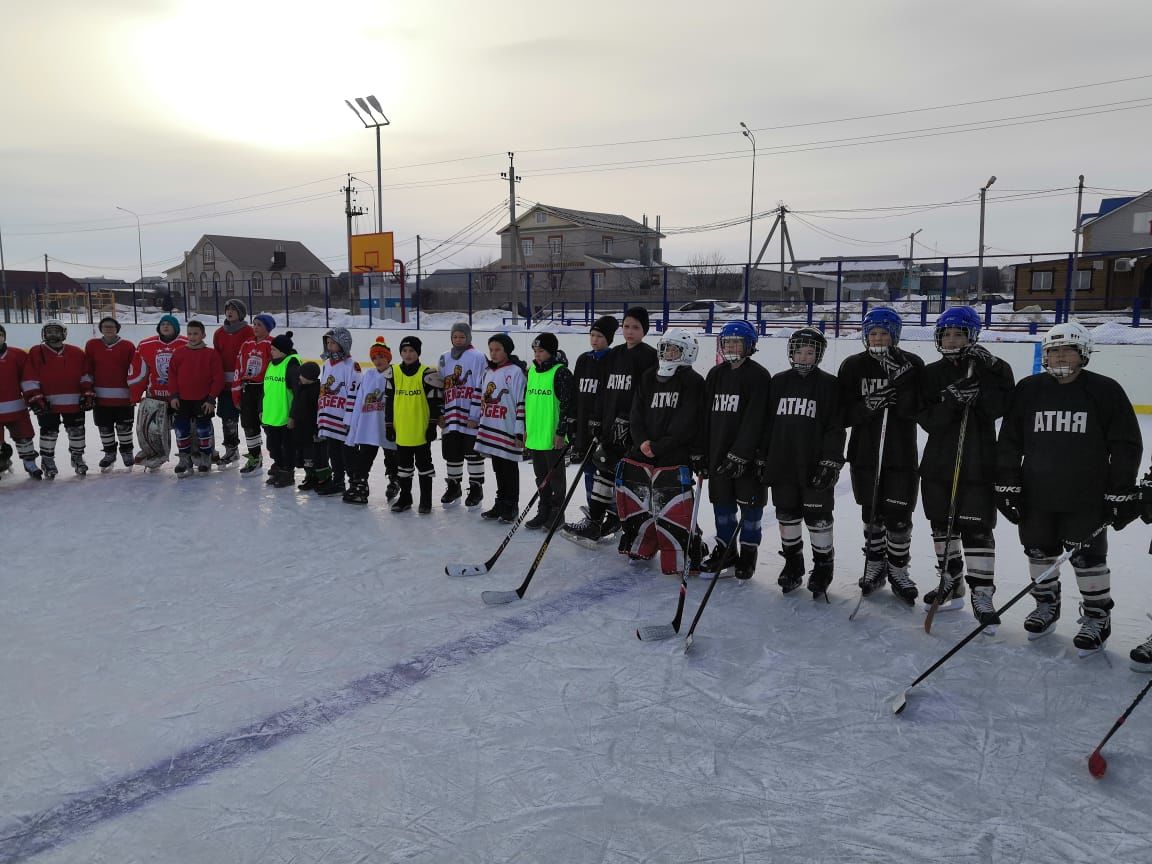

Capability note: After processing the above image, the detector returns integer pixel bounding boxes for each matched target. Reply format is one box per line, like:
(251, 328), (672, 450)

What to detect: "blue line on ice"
(0, 568), (644, 864)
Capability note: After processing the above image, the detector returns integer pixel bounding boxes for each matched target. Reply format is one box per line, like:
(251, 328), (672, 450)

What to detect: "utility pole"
(907, 229), (922, 299)
(416, 234), (422, 299)
(1071, 174), (1086, 315)
(343, 176), (366, 315)
(0, 223), (8, 324)
(501, 152), (522, 325)
(977, 175), (996, 299)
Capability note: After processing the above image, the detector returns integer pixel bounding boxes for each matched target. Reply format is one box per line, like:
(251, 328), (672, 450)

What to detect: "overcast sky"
(2, 0), (1150, 281)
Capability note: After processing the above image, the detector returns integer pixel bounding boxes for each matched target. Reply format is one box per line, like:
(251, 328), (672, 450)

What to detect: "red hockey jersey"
(22, 344), (93, 414)
(0, 346), (29, 423)
(213, 322), (254, 387)
(169, 344), (224, 402)
(85, 336), (136, 407)
(128, 334), (189, 401)
(232, 337), (272, 405)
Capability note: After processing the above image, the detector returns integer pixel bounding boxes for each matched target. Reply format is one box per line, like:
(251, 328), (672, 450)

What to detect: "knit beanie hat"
(224, 298), (248, 319)
(156, 314), (181, 336)
(532, 332), (559, 356)
(590, 315), (618, 343)
(298, 361), (321, 381)
(253, 313), (276, 333)
(488, 333), (515, 356)
(451, 321), (472, 342)
(623, 306), (650, 334)
(271, 331), (295, 354)
(399, 335), (422, 355)
(369, 336), (392, 362)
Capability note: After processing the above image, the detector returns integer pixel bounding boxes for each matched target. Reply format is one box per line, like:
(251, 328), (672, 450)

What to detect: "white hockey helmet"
(41, 319), (67, 342)
(657, 328), (699, 377)
(1041, 321), (1092, 377)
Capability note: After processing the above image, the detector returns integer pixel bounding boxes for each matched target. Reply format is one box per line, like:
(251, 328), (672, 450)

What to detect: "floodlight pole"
(976, 175), (996, 299)
(345, 96), (390, 234)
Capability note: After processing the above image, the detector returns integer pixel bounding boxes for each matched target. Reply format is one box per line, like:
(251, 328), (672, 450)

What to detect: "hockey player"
(473, 333), (527, 522)
(232, 312), (276, 476)
(314, 327), (361, 496)
(523, 332), (574, 530)
(570, 316), (619, 517)
(127, 314), (187, 469)
(383, 335), (443, 514)
(292, 361), (322, 491)
(0, 324), (40, 478)
(917, 307), (1014, 625)
(22, 320), (94, 479)
(615, 328), (707, 573)
(85, 317), (136, 471)
(261, 331), (300, 488)
(699, 320), (771, 580)
(996, 321), (1142, 655)
(838, 307), (924, 604)
(758, 327), (845, 597)
(437, 322), (487, 508)
(343, 337), (396, 504)
(212, 299), (253, 467)
(563, 307), (656, 544)
(168, 321), (224, 477)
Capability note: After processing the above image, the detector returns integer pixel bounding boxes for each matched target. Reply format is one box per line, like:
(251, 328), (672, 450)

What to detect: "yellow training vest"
(392, 364), (430, 447)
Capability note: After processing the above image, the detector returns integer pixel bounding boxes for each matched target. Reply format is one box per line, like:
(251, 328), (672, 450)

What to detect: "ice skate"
(98, 449), (118, 472)
(1024, 597), (1061, 641)
(777, 550), (805, 594)
(1073, 604), (1111, 658)
(174, 453), (193, 478)
(70, 453), (87, 477)
(887, 563), (918, 605)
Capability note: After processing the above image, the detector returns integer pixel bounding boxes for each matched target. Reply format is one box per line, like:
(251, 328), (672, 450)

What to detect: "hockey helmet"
(787, 327), (827, 374)
(718, 320), (757, 363)
(1042, 321), (1092, 377)
(861, 307), (902, 351)
(41, 319), (67, 343)
(657, 328), (699, 377)
(934, 306), (981, 356)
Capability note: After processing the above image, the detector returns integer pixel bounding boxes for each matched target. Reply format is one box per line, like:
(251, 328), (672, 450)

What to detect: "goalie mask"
(787, 327), (827, 375)
(657, 328), (699, 378)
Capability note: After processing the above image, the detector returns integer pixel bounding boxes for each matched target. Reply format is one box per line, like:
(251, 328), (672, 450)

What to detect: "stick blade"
(891, 689), (910, 715)
(1088, 750), (1107, 779)
(481, 589), (520, 606)
(683, 633), (695, 653)
(924, 600), (941, 634)
(446, 563), (488, 577)
(636, 624), (678, 642)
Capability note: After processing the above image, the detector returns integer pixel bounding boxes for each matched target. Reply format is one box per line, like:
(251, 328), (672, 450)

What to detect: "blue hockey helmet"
(934, 306), (982, 355)
(718, 320), (758, 362)
(861, 307), (902, 350)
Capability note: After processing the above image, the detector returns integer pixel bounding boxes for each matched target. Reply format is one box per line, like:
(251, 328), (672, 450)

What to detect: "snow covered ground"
(3, 419), (1152, 863)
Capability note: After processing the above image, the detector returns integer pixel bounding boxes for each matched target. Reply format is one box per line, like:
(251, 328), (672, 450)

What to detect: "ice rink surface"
(3, 420), (1152, 863)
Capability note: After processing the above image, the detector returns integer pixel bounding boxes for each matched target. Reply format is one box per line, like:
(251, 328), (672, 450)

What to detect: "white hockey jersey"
(437, 345), (487, 436)
(346, 366), (394, 449)
(317, 357), (362, 442)
(473, 360), (526, 462)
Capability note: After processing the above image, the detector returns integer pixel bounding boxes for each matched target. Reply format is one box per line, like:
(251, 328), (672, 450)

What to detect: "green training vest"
(393, 364), (430, 447)
(525, 364), (560, 450)
(262, 355), (297, 427)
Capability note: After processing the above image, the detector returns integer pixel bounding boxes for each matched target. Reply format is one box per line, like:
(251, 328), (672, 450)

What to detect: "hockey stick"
(892, 522), (1108, 714)
(849, 405), (890, 621)
(636, 476), (706, 642)
(683, 518), (745, 652)
(1088, 678), (1152, 778)
(924, 361), (977, 633)
(480, 443), (596, 605)
(445, 442), (573, 577)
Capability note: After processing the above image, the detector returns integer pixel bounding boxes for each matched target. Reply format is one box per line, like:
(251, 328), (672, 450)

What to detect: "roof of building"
(1080, 190), (1152, 229)
(179, 235), (334, 275)
(500, 204), (664, 237)
(1, 270), (85, 292)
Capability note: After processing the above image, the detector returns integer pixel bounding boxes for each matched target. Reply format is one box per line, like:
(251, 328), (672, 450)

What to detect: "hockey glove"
(961, 344), (996, 370)
(611, 416), (631, 447)
(809, 458), (844, 491)
(863, 386), (896, 413)
(877, 348), (914, 385)
(385, 423), (396, 443)
(81, 392), (96, 411)
(690, 454), (709, 479)
(755, 456), (771, 487)
(28, 396), (48, 418)
(714, 451), (748, 479)
(995, 484), (1022, 525)
(944, 376), (980, 406)
(425, 422), (438, 443)
(1105, 488), (1143, 531)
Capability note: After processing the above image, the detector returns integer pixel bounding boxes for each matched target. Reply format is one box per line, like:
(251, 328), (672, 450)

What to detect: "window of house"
(1073, 270), (1093, 292)
(1030, 271), (1054, 293)
(602, 237), (614, 256)
(251, 271), (263, 296)
(535, 212), (547, 224)
(271, 273), (282, 296)
(482, 274), (497, 293)
(225, 271), (235, 296)
(212, 272), (221, 296)
(199, 273), (208, 296)
(593, 272), (604, 292)
(521, 238), (534, 257)
(309, 274), (320, 293)
(202, 243), (215, 266)
(548, 236), (563, 255)
(550, 274), (563, 292)
(290, 273), (301, 294)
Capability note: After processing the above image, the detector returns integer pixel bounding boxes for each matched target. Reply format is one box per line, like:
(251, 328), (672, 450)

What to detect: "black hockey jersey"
(598, 341), (658, 430)
(627, 366), (706, 467)
(703, 358), (771, 471)
(917, 353), (1014, 484)
(760, 367), (845, 486)
(570, 347), (610, 452)
(997, 370), (1142, 511)
(838, 348), (925, 471)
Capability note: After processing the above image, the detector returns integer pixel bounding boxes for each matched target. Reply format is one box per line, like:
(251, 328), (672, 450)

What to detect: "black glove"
(944, 376), (980, 406)
(1105, 488), (1143, 531)
(690, 454), (709, 479)
(385, 423), (396, 443)
(611, 417), (631, 446)
(81, 392), (96, 411)
(995, 484), (1022, 525)
(586, 419), (601, 443)
(714, 451), (748, 479)
(755, 457), (771, 486)
(426, 422), (438, 443)
(864, 386), (896, 413)
(962, 344), (996, 370)
(29, 397), (48, 418)
(809, 459), (843, 491)
(877, 348), (914, 385)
